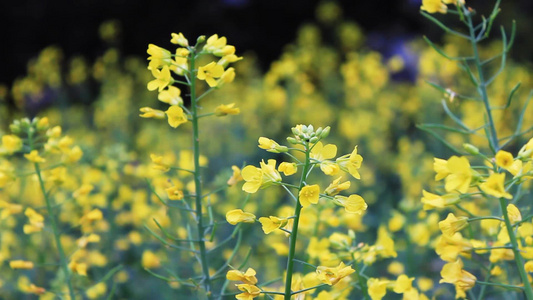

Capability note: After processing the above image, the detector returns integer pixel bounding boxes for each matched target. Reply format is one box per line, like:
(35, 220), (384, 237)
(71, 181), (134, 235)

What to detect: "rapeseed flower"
(24, 150), (46, 163)
(226, 209), (256, 225)
(197, 62), (224, 87)
(165, 105), (188, 128)
(215, 103), (240, 116)
(1, 135), (22, 153)
(299, 184), (320, 208)
(336, 146), (363, 179)
(333, 194), (367, 214)
(316, 262), (355, 285)
(278, 162), (297, 176)
(480, 173), (512, 199)
(258, 216), (287, 234)
(147, 65), (173, 92)
(226, 268), (258, 285)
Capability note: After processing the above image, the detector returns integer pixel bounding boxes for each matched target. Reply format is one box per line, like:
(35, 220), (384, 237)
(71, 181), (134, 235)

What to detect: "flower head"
(147, 65), (173, 91)
(299, 184), (320, 208)
(197, 62), (224, 87)
(24, 150), (46, 163)
(333, 194), (367, 214)
(258, 216), (287, 234)
(480, 173), (512, 199)
(226, 268), (258, 285)
(337, 146), (363, 179)
(165, 105), (188, 128)
(316, 262), (355, 285)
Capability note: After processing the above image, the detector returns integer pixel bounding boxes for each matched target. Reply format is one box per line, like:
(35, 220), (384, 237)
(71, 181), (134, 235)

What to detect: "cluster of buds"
(0, 117), (82, 166)
(287, 124), (330, 145)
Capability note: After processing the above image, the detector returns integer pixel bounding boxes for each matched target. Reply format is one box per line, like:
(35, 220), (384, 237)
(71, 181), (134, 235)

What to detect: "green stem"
(352, 253), (370, 300)
(28, 129), (75, 299)
(284, 143), (311, 300)
(466, 10), (499, 154)
(499, 198), (533, 299)
(190, 50), (212, 298)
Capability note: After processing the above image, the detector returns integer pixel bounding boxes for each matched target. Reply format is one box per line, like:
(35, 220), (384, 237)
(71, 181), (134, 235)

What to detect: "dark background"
(1, 0), (532, 86)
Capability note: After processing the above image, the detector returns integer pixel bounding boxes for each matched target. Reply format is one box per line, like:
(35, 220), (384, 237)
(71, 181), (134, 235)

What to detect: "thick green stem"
(28, 128), (75, 299)
(499, 198), (533, 300)
(284, 144), (311, 300)
(190, 52), (212, 297)
(466, 11), (499, 154)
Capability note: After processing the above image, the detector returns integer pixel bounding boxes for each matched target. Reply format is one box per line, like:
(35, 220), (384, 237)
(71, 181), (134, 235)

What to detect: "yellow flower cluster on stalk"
(225, 125), (380, 299)
(141, 32), (241, 128)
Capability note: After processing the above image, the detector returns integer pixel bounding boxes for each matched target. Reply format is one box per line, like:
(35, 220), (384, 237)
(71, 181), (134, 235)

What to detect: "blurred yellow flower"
(367, 278), (389, 300)
(139, 107), (165, 119)
(141, 250), (160, 269)
(480, 173), (512, 199)
(214, 103), (240, 116)
(421, 0), (447, 14)
(227, 165), (243, 186)
(2, 135), (22, 153)
(158, 86), (183, 106)
(10, 260), (34, 269)
(165, 186), (184, 200)
(24, 150), (46, 163)
(235, 283), (261, 300)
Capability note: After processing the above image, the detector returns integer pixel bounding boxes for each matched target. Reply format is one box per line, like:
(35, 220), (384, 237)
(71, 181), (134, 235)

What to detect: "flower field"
(1, 1), (533, 299)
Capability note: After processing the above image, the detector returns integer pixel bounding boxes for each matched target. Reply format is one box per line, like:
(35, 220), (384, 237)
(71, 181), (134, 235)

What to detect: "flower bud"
(321, 126), (330, 138)
(196, 35), (206, 45)
(463, 143), (479, 155)
(286, 137), (299, 145)
(10, 120), (21, 134)
(309, 136), (319, 144)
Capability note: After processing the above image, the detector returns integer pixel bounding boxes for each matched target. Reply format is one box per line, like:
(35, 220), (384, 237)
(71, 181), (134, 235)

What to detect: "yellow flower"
(480, 173), (512, 199)
(336, 146), (363, 179)
(69, 260), (88, 276)
(324, 177), (351, 196)
(147, 65), (173, 92)
(139, 107), (165, 119)
(227, 165), (243, 186)
(506, 204), (522, 225)
(214, 103), (240, 116)
(226, 209), (256, 225)
(367, 278), (389, 300)
(23, 208), (44, 234)
(439, 259), (476, 297)
(393, 274), (414, 294)
(197, 62), (224, 87)
(158, 86), (183, 106)
(495, 150), (522, 176)
(433, 158), (450, 181)
(421, 0), (447, 14)
(438, 213), (468, 237)
(258, 216), (287, 234)
(316, 262), (355, 285)
(421, 190), (460, 210)
(310, 141), (337, 161)
(333, 194), (367, 214)
(170, 32), (188, 47)
(165, 105), (188, 128)
(10, 260), (34, 269)
(299, 184), (320, 208)
(226, 268), (258, 285)
(241, 160), (281, 193)
(165, 186), (184, 200)
(444, 156), (472, 193)
(86, 282), (107, 299)
(235, 284), (261, 300)
(204, 34), (235, 56)
(2, 135), (23, 153)
(81, 209), (103, 223)
(141, 250), (160, 269)
(278, 162), (297, 176)
(147, 44), (172, 68)
(258, 137), (287, 153)
(150, 153), (170, 172)
(217, 67), (236, 87)
(24, 150), (46, 163)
